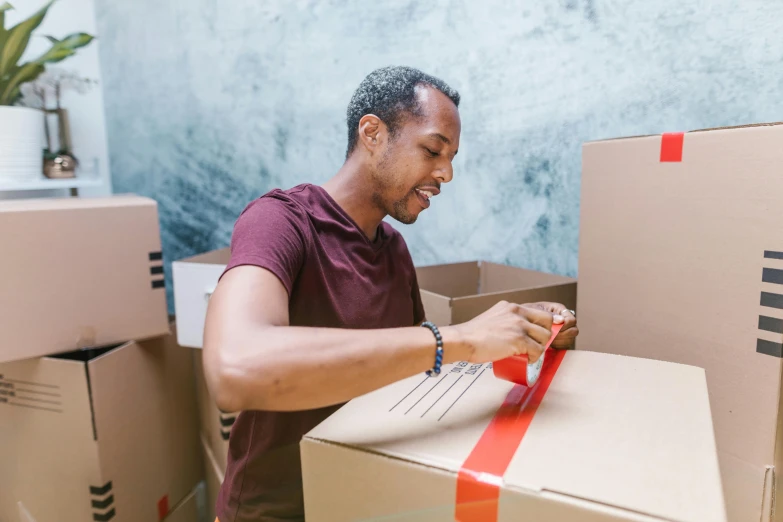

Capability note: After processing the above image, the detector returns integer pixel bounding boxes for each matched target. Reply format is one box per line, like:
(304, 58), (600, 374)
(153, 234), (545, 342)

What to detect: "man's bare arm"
(202, 265), (560, 413)
(202, 265), (469, 412)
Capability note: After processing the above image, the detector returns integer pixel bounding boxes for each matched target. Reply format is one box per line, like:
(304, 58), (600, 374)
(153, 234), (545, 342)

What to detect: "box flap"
(305, 351), (725, 521)
(0, 194), (155, 213)
(88, 330), (203, 522)
(176, 247), (231, 265)
(415, 261), (479, 298)
(0, 355), (102, 522)
(479, 262), (575, 294)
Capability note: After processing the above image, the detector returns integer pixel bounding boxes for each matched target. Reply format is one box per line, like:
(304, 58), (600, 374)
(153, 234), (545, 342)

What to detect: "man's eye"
(425, 148), (439, 157)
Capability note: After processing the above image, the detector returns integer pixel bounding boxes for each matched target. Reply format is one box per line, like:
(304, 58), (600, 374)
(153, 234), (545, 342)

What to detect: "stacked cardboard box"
(576, 123), (783, 522)
(0, 196), (203, 522)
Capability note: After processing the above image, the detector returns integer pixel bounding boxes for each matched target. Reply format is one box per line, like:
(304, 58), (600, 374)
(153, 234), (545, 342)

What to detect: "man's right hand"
(445, 301), (563, 364)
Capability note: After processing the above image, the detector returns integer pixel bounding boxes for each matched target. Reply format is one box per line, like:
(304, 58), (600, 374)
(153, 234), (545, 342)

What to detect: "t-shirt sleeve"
(221, 196), (307, 295)
(411, 268), (426, 325)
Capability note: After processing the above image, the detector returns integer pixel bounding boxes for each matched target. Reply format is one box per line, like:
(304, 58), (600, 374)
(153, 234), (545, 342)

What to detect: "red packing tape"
(493, 323), (563, 386)
(456, 325), (565, 522)
(660, 132), (684, 162)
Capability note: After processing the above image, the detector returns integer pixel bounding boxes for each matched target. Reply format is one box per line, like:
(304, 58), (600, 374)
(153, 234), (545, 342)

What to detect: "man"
(203, 66), (578, 522)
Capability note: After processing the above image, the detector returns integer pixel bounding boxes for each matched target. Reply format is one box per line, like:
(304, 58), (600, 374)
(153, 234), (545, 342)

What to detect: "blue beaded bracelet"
(421, 321), (443, 377)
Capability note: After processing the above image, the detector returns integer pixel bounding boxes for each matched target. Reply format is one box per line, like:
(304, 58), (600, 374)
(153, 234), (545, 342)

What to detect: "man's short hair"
(345, 66), (460, 159)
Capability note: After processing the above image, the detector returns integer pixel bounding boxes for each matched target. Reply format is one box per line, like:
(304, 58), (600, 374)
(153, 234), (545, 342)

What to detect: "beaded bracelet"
(421, 321), (444, 376)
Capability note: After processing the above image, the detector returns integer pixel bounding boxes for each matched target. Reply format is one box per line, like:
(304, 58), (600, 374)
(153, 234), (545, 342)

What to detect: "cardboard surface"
(0, 328), (203, 522)
(172, 248), (230, 348)
(202, 433), (226, 522)
(161, 487), (199, 522)
(193, 349), (235, 474)
(576, 123), (783, 522)
(0, 195), (169, 363)
(415, 261), (577, 325)
(302, 351), (726, 522)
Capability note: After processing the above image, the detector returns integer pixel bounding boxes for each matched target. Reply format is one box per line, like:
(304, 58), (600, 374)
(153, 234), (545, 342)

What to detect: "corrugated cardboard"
(302, 351), (726, 522)
(202, 433), (226, 522)
(161, 487), (199, 522)
(576, 123), (783, 522)
(415, 261), (577, 325)
(0, 195), (169, 363)
(172, 248), (230, 349)
(0, 328), (203, 522)
(193, 349), (235, 474)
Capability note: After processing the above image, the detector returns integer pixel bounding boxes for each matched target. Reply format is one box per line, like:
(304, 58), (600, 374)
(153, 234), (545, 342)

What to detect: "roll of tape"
(492, 323), (563, 387)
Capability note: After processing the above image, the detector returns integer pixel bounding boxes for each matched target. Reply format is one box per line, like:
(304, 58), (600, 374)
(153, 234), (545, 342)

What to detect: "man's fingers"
(525, 322), (552, 345)
(525, 342), (544, 364)
(517, 304), (554, 329)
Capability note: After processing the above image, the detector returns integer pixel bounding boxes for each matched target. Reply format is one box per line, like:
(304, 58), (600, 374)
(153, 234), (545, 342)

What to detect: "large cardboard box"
(193, 349), (235, 474)
(0, 195), (169, 364)
(0, 329), (204, 522)
(302, 350), (726, 521)
(173, 248), (230, 349)
(576, 124), (783, 522)
(415, 261), (576, 326)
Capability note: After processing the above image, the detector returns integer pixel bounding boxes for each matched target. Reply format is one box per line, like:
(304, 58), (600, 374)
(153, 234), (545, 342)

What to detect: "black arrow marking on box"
(90, 482), (113, 496)
(91, 495), (114, 510)
(92, 508), (116, 522)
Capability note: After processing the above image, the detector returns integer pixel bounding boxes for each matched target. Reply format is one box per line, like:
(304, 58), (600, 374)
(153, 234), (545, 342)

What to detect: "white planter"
(0, 106), (45, 183)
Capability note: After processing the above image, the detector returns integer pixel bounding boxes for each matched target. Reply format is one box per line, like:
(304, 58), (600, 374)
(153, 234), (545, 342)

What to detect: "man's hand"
(448, 300), (562, 364)
(522, 301), (578, 349)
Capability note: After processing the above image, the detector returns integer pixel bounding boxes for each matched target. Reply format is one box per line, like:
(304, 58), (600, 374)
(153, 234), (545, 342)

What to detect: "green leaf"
(33, 31), (92, 64)
(0, 61), (43, 104)
(0, 0), (55, 77)
(43, 34), (58, 44)
(0, 3), (14, 48)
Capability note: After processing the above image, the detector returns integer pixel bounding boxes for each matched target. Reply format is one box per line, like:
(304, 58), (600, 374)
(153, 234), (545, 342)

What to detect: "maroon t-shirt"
(215, 183), (425, 522)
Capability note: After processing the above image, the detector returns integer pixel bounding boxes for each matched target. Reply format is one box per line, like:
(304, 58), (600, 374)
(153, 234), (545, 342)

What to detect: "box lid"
(0, 194), (156, 213)
(305, 351), (726, 521)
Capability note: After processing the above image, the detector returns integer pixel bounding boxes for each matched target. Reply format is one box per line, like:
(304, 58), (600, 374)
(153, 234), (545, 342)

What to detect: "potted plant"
(0, 0), (93, 183)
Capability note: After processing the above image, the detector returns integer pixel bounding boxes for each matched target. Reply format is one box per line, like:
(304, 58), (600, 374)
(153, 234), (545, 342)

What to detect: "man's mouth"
(414, 186), (440, 209)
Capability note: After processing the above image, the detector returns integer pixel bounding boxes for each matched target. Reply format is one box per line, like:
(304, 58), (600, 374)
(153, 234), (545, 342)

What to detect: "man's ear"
(357, 114), (385, 154)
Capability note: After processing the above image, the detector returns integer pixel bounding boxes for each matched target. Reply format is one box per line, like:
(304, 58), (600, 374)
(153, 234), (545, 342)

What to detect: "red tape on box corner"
(455, 325), (565, 522)
(660, 132), (684, 162)
(157, 494), (169, 521)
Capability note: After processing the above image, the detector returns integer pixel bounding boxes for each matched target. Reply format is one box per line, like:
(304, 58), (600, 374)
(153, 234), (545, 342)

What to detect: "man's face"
(371, 86), (461, 224)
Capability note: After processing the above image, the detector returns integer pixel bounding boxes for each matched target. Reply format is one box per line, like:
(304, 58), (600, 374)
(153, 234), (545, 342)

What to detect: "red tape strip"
(157, 494), (169, 521)
(493, 323), (563, 386)
(660, 132), (684, 162)
(455, 327), (566, 522)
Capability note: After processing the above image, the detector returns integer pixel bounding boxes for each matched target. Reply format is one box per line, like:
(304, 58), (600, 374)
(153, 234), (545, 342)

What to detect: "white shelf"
(0, 176), (103, 192)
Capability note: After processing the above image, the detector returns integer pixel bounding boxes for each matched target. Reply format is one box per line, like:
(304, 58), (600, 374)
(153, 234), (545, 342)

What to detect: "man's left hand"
(522, 301), (578, 350)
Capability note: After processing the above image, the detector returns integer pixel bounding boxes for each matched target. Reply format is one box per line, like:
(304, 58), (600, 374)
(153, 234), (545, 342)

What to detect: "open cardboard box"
(415, 261), (576, 325)
(0, 326), (203, 522)
(302, 350), (726, 522)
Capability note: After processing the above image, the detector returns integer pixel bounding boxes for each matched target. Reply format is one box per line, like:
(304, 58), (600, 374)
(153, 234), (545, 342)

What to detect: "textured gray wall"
(95, 0), (783, 312)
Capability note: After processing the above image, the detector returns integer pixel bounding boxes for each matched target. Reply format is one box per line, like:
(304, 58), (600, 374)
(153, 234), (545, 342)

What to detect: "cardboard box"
(0, 195), (169, 364)
(193, 349), (235, 475)
(302, 350), (726, 522)
(576, 123), (783, 522)
(0, 328), (203, 522)
(415, 261), (576, 325)
(202, 433), (226, 522)
(173, 248), (230, 348)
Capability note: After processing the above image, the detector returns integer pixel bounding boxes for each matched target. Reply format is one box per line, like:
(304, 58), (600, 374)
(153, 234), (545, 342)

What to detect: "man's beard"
(373, 149), (418, 224)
